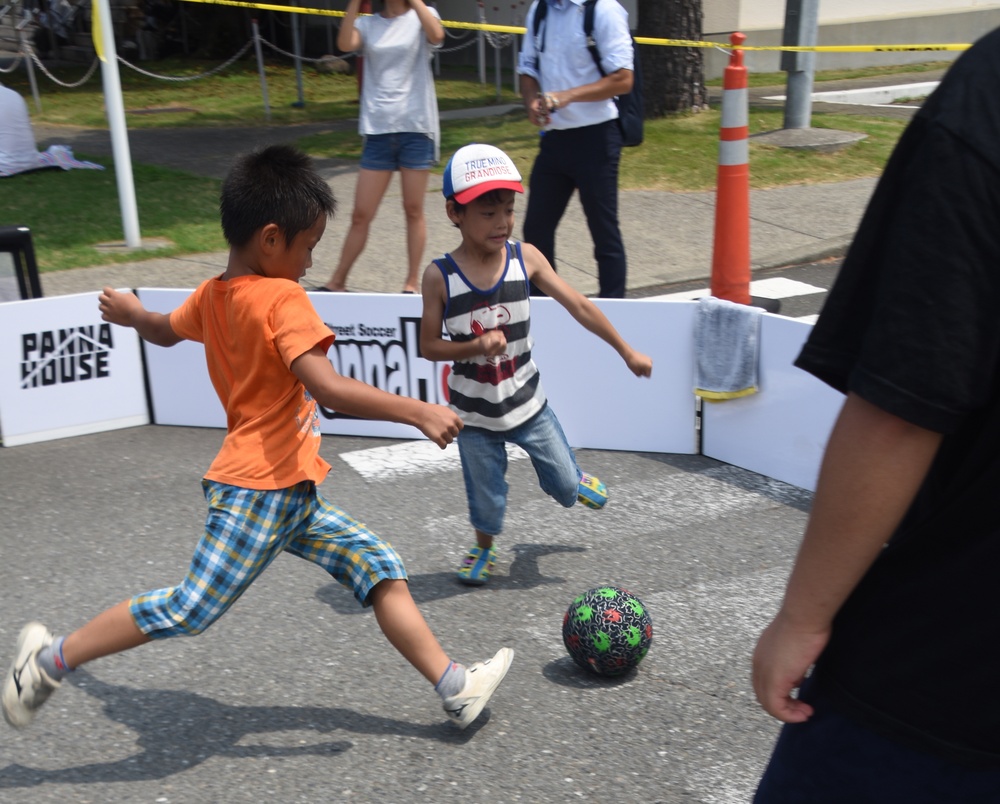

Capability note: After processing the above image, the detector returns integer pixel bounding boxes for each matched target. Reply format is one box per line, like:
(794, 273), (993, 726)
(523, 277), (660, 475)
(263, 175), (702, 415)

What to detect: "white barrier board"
(529, 296), (698, 453)
(137, 288), (225, 429)
(139, 289), (698, 454)
(0, 292), (149, 447)
(700, 314), (844, 491)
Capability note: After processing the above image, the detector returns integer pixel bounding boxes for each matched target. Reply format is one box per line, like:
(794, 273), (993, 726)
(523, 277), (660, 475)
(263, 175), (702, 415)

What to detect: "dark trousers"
(522, 120), (626, 298)
(755, 676), (1000, 803)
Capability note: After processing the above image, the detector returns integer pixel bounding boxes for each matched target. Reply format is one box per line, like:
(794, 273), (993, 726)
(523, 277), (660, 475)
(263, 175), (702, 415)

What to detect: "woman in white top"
(318, 0), (443, 294)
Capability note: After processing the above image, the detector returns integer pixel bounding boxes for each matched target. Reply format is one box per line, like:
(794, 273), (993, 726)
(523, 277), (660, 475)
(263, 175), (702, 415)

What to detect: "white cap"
(442, 143), (524, 204)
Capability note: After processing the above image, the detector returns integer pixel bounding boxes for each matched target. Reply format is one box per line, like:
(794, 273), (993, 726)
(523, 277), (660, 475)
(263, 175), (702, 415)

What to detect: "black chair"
(0, 225), (43, 302)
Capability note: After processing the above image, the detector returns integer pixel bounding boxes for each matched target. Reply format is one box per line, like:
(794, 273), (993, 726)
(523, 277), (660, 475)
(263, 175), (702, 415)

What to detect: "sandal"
(457, 545), (496, 586)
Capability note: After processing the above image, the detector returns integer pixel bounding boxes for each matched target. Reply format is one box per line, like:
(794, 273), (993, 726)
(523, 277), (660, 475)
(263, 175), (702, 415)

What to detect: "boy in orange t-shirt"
(2, 145), (512, 731)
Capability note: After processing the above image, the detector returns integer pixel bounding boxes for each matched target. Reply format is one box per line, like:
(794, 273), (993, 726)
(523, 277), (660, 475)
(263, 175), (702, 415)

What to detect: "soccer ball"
(562, 586), (653, 677)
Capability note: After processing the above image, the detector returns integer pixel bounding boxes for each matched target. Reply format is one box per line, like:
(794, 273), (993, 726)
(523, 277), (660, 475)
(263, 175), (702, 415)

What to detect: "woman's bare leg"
(399, 167), (430, 293)
(322, 168), (394, 291)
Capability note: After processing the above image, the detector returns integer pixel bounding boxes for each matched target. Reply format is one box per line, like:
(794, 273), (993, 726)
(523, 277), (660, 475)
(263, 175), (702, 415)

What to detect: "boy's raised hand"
(98, 286), (143, 328)
(624, 348), (653, 378)
(417, 403), (463, 449)
(98, 285), (181, 347)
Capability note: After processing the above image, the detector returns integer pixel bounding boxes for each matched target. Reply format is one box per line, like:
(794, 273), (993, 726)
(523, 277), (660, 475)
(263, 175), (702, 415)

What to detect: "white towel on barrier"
(694, 296), (762, 401)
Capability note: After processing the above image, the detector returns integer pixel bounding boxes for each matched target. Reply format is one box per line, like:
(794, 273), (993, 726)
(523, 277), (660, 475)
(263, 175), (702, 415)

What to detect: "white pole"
(95, 0), (141, 248)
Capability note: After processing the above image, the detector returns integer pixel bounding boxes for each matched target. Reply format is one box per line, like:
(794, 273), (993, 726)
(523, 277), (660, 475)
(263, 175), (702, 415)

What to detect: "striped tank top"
(433, 240), (547, 431)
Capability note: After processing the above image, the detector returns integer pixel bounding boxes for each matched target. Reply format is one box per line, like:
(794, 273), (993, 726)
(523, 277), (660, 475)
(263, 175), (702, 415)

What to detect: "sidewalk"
(28, 83), (915, 299)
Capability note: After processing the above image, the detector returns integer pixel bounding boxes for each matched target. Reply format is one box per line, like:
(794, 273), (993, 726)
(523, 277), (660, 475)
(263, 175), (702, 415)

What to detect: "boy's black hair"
(220, 144), (336, 248)
(447, 188), (513, 226)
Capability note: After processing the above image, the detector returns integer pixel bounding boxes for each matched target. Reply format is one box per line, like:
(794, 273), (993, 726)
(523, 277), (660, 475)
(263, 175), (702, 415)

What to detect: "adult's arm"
(751, 391), (943, 723)
(519, 74), (547, 127)
(539, 68), (632, 113)
(336, 0), (363, 53)
(408, 0), (444, 45)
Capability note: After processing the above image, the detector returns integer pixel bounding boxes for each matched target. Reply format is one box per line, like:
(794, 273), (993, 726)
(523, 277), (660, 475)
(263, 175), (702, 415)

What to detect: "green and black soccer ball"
(562, 586), (653, 677)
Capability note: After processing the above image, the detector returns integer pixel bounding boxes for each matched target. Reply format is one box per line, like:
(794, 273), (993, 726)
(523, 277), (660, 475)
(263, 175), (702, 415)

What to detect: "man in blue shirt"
(517, 0), (635, 299)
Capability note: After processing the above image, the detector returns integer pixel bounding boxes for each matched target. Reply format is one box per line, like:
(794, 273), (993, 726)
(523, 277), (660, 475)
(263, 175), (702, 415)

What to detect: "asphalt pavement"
(1, 425), (813, 803)
(0, 76), (932, 803)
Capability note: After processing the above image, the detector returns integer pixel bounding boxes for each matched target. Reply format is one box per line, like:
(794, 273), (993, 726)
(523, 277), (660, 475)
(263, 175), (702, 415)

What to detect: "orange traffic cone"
(710, 32), (751, 305)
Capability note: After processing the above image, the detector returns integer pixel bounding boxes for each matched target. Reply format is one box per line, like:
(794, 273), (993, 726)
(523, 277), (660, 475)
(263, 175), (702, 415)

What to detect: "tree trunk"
(636, 0), (707, 116)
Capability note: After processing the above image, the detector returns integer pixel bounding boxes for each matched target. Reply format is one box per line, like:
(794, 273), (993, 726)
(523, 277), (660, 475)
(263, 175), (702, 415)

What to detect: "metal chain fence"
(118, 38), (253, 80)
(26, 41), (99, 86)
(1, 6), (519, 110)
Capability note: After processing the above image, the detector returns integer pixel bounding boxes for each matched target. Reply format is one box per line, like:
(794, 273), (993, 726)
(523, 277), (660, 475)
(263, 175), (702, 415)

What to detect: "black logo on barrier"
(318, 317), (448, 420)
(20, 324), (114, 389)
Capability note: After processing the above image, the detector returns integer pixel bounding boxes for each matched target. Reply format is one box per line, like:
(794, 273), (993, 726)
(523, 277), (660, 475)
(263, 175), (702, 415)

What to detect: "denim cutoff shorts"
(361, 132), (435, 171)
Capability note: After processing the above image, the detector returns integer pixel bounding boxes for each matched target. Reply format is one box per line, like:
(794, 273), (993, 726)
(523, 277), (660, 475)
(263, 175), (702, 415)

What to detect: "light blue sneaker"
(577, 473), (608, 509)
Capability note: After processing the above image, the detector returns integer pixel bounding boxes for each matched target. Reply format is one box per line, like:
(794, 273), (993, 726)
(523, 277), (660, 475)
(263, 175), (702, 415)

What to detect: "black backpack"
(532, 0), (644, 147)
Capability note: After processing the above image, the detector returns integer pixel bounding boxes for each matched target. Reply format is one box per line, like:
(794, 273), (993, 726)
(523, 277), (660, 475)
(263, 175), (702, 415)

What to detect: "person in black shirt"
(752, 26), (1000, 802)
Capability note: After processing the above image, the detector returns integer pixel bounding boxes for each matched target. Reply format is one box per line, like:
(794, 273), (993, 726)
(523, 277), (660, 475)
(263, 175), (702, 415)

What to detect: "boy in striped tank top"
(419, 143), (653, 586)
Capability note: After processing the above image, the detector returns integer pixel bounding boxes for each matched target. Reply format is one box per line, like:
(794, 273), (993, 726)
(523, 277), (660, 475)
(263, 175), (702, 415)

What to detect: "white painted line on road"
(645, 277), (824, 303)
(340, 439), (527, 479)
(749, 277), (826, 298)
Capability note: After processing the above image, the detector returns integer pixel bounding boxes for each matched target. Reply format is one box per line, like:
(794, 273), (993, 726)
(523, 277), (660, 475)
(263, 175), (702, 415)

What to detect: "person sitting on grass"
(419, 142), (653, 586)
(2, 144), (512, 733)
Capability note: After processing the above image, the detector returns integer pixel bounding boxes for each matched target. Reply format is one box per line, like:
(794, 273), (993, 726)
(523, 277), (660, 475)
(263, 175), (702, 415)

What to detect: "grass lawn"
(0, 57), (939, 272)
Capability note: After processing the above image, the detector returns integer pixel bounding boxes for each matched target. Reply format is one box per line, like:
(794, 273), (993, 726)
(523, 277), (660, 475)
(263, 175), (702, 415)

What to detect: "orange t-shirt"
(169, 275), (336, 490)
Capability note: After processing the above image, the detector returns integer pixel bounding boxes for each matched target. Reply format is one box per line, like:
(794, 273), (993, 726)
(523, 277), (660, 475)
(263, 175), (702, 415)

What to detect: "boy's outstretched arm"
(99, 287), (182, 347)
(418, 263), (508, 363)
(522, 244), (652, 377)
(292, 347), (462, 449)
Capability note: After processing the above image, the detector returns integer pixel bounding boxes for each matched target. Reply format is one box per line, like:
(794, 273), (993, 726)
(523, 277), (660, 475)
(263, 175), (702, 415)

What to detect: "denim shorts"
(129, 480), (407, 637)
(360, 132), (435, 171)
(754, 675), (1000, 802)
(457, 404), (581, 537)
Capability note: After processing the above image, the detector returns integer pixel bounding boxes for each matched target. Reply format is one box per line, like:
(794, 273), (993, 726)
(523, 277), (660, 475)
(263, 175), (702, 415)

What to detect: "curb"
(752, 234), (853, 272)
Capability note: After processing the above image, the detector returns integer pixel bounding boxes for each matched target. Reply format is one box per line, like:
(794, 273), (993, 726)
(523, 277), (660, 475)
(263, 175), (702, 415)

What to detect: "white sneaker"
(442, 647), (514, 729)
(2, 622), (60, 728)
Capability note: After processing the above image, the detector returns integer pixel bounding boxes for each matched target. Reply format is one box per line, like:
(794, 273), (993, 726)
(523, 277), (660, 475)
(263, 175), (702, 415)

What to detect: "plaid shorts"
(130, 480), (407, 638)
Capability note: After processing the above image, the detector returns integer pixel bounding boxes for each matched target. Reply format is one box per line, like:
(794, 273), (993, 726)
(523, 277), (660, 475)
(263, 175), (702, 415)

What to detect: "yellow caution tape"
(636, 39), (970, 53)
(175, 0), (971, 53)
(91, 0), (105, 62)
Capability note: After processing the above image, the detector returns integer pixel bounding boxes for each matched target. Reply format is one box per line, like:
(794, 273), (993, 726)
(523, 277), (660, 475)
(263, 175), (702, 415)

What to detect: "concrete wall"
(702, 6), (1000, 80)
(736, 0), (1000, 31)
